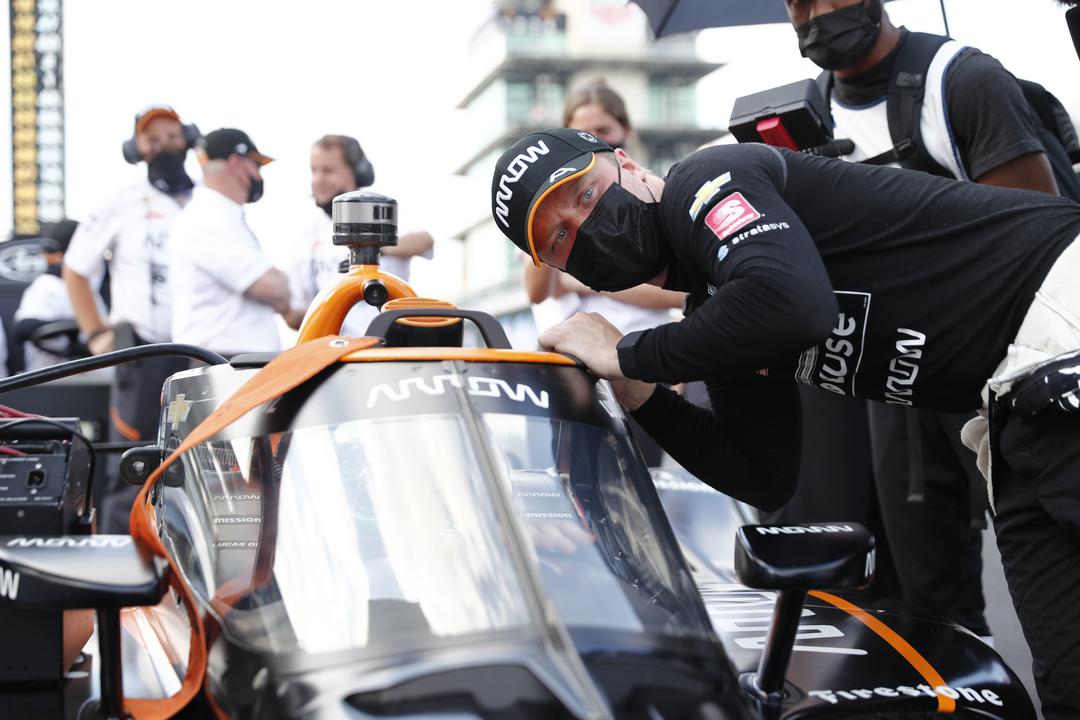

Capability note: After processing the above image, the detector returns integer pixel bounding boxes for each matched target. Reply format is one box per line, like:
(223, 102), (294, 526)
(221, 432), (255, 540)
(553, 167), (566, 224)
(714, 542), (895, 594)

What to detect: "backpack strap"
(887, 31), (954, 177)
(815, 69), (835, 130)
(1018, 78), (1080, 164)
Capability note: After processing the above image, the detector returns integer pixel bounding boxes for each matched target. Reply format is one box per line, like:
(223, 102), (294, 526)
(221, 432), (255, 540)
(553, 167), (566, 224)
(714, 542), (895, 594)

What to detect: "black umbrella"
(630, 0), (946, 39)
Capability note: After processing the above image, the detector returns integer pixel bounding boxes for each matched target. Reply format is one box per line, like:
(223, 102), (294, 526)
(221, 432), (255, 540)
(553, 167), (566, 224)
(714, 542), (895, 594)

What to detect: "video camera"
(728, 79), (854, 158)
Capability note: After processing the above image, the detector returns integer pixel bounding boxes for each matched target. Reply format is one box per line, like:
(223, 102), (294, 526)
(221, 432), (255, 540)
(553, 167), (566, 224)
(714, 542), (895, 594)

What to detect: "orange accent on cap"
(135, 107), (180, 134)
(525, 153), (596, 267)
(343, 346), (577, 366)
(249, 150), (274, 166)
(383, 297), (463, 328)
(809, 591), (957, 713)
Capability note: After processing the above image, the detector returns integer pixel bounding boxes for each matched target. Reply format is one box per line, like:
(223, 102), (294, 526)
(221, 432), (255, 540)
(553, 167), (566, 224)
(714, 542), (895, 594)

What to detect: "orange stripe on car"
(809, 590), (956, 713)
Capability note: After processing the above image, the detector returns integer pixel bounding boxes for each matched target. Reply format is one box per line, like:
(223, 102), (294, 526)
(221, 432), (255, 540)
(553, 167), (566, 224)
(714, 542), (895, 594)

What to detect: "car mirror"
(732, 522), (875, 713)
(0, 534), (167, 719)
(735, 522), (875, 591)
(0, 534), (165, 609)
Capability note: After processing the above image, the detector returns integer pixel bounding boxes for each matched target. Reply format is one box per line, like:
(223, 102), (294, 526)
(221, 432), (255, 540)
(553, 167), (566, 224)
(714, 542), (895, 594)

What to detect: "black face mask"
(46, 262), (62, 278)
(247, 175), (264, 204)
(797, 0), (882, 71)
(565, 175), (670, 292)
(146, 149), (194, 196)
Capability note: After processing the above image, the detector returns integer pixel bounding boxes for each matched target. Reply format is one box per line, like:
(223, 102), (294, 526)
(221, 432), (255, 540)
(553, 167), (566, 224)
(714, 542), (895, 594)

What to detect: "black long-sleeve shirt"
(619, 143), (1080, 508)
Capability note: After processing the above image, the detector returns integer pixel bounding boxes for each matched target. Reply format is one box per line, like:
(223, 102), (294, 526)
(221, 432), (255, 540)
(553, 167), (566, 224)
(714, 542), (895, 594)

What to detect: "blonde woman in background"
(522, 79), (682, 464)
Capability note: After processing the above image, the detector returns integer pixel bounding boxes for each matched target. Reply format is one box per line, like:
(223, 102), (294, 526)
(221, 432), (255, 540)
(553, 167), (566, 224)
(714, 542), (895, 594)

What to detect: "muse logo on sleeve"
(795, 291), (871, 397)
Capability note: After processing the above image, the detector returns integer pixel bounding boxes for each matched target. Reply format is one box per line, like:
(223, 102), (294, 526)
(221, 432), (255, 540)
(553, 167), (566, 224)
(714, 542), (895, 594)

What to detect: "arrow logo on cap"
(549, 167), (575, 183)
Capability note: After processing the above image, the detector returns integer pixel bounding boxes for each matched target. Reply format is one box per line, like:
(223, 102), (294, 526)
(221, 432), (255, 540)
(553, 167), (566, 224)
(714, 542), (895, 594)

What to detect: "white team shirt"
(15, 271), (105, 370)
(169, 186), (282, 355)
(287, 204), (413, 338)
(832, 40), (969, 180)
(63, 178), (184, 342)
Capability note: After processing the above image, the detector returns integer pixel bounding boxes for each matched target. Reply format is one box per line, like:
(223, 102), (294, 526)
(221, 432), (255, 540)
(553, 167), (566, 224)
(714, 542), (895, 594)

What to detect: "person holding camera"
(784, 0), (1080, 642)
(490, 128), (1080, 717)
(284, 134), (433, 335)
(62, 105), (198, 532)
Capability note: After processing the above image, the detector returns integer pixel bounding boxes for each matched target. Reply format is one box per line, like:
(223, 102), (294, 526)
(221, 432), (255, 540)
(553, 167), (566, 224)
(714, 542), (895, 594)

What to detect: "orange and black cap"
(491, 128), (611, 265)
(134, 105), (181, 134)
(197, 128), (274, 166)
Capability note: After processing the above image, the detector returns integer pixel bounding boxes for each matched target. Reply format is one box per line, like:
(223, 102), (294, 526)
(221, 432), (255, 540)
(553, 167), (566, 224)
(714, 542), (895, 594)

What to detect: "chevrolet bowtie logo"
(689, 172), (732, 221)
(167, 394), (192, 430)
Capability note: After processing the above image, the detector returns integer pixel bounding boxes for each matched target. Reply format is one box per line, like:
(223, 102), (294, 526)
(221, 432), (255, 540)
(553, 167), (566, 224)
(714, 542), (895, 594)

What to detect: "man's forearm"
(523, 263), (557, 304)
(245, 268), (292, 314)
(630, 382), (800, 511)
(283, 308), (306, 330)
(976, 151), (1059, 195)
(382, 230), (434, 258)
(605, 284), (683, 310)
(618, 272), (837, 385)
(62, 266), (107, 336)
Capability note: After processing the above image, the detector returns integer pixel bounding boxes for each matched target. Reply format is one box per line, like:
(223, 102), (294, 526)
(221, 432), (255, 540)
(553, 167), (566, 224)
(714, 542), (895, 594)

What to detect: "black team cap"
(39, 218), (78, 254)
(490, 128), (611, 265)
(197, 128), (274, 165)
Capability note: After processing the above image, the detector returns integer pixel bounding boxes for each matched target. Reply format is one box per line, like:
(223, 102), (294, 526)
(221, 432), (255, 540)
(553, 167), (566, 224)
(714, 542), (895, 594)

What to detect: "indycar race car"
(0, 192), (1036, 719)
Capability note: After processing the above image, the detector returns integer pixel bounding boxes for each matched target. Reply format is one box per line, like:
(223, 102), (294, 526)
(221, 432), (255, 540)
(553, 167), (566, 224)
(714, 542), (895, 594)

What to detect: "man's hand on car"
(539, 312), (624, 380)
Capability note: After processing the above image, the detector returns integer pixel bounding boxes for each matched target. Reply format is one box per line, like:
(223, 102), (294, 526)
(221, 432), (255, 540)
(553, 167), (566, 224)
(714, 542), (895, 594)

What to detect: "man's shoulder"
(82, 177), (152, 218)
(945, 45), (1006, 80)
(168, 196), (214, 244)
(663, 143), (786, 212)
(23, 272), (59, 297)
(941, 45), (1023, 108)
(175, 189), (238, 226)
(667, 143), (784, 180)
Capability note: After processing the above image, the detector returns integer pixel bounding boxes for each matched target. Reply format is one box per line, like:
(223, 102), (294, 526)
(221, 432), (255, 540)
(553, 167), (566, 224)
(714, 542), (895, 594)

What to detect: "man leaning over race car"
(489, 128), (1080, 718)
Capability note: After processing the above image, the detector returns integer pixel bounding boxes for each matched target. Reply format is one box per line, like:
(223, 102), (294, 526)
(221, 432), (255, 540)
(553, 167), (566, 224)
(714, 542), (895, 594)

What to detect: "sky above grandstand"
(0, 0), (1074, 299)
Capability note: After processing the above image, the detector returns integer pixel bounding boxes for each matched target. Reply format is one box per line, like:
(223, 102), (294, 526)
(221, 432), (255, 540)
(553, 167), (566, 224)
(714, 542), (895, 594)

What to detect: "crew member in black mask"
(169, 128), (290, 358)
(490, 129), (1080, 718)
(62, 105), (198, 532)
(284, 134), (433, 334)
(788, 0), (1072, 647)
